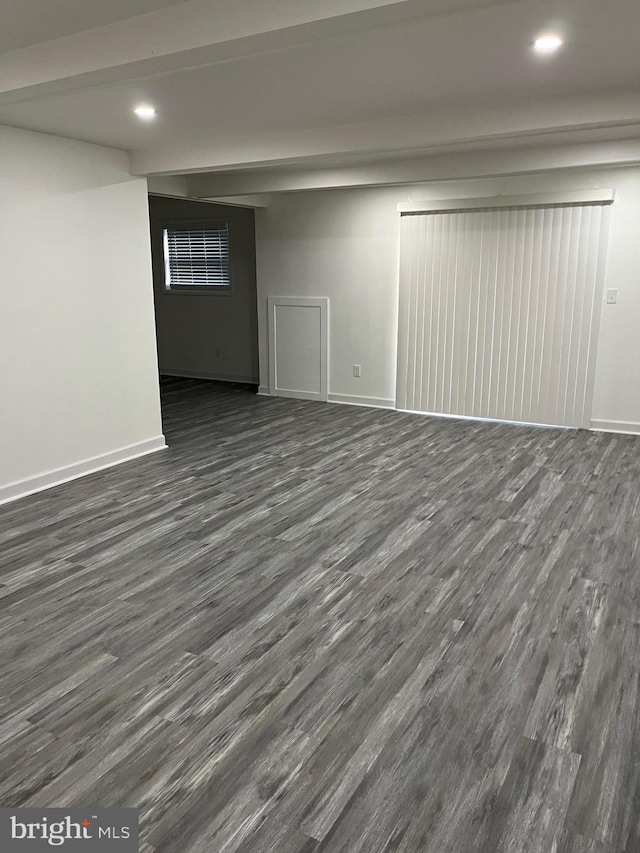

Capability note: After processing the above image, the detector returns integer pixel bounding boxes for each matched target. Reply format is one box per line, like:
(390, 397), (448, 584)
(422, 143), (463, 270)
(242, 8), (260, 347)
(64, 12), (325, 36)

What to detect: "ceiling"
(0, 0), (194, 52)
(2, 0), (640, 186)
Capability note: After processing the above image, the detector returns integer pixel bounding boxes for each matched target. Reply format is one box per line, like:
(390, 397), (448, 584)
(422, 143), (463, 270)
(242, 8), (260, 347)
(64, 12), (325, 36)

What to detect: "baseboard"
(161, 368), (259, 384)
(256, 386), (326, 402)
(590, 419), (640, 436)
(274, 389), (327, 402)
(328, 392), (395, 410)
(398, 407), (572, 430)
(258, 389), (394, 408)
(0, 436), (168, 507)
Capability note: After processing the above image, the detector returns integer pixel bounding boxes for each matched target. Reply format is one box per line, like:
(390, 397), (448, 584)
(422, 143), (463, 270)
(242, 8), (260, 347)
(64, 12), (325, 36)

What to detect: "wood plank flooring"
(1, 376), (640, 852)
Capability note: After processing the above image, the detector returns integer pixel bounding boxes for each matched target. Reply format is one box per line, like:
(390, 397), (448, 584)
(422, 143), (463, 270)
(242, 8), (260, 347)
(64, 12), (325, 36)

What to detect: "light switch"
(606, 289), (618, 305)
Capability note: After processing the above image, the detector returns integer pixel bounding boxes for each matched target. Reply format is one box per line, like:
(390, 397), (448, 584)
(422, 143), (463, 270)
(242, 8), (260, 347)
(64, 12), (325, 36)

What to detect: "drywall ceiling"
(1, 0), (640, 179)
(0, 0), (193, 52)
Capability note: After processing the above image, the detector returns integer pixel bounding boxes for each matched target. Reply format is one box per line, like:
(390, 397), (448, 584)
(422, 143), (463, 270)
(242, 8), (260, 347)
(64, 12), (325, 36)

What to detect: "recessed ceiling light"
(134, 105), (157, 119)
(533, 34), (563, 54)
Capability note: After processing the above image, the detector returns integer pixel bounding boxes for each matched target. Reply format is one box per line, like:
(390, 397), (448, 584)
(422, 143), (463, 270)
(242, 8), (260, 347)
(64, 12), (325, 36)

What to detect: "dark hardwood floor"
(1, 376), (639, 852)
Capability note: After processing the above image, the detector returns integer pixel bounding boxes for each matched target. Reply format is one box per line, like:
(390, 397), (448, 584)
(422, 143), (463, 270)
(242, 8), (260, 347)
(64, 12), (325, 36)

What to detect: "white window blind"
(163, 221), (231, 289)
(396, 201), (611, 428)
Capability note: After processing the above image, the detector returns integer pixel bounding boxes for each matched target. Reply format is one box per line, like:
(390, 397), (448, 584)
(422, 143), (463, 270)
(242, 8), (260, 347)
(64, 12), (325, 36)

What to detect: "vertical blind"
(163, 222), (230, 288)
(396, 202), (611, 428)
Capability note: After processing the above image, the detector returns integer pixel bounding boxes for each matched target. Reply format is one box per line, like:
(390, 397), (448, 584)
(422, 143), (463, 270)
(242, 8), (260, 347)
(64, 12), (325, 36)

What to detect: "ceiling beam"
(129, 92), (640, 177)
(183, 138), (640, 196)
(0, 0), (520, 105)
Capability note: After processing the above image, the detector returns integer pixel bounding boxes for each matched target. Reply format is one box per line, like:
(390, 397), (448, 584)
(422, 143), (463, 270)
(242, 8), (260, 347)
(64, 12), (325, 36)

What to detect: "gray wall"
(149, 195), (259, 383)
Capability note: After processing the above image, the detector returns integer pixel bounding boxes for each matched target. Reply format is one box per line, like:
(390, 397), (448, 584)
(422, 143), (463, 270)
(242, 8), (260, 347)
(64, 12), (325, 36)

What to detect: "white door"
(396, 201), (611, 428)
(268, 296), (328, 401)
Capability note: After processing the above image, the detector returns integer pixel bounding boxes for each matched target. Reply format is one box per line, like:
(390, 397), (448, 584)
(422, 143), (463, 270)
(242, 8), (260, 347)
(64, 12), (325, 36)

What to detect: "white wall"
(0, 125), (165, 503)
(256, 166), (640, 429)
(256, 188), (400, 406)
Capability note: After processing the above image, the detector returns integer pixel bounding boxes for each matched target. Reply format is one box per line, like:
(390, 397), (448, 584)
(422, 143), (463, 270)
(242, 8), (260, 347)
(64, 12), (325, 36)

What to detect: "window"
(162, 221), (231, 292)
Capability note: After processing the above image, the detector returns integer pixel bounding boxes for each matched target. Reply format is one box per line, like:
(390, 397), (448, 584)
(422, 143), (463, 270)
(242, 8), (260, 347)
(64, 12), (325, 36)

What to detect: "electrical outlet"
(606, 289), (618, 305)
(353, 364), (361, 378)
(215, 347), (221, 357)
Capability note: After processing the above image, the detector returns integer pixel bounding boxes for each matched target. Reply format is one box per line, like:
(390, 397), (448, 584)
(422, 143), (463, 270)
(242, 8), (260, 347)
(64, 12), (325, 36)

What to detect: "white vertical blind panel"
(396, 215), (414, 410)
(397, 203), (610, 428)
(581, 205), (610, 425)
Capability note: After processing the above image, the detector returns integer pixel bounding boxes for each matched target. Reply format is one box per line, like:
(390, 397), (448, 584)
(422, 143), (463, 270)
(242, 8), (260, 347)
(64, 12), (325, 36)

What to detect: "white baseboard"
(0, 436), (167, 507)
(398, 408), (572, 430)
(590, 419), (640, 436)
(328, 392), (395, 410)
(161, 368), (259, 384)
(259, 389), (394, 409)
(274, 389), (326, 402)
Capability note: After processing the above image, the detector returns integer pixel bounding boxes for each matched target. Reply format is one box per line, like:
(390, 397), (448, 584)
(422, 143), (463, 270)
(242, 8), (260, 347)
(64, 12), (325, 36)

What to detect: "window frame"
(160, 218), (234, 296)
